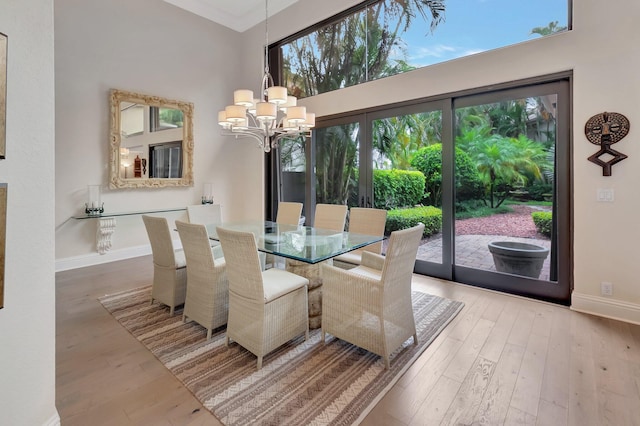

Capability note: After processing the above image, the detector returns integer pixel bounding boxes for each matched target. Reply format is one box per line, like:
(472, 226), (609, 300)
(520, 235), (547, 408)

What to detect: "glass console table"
(72, 207), (185, 254)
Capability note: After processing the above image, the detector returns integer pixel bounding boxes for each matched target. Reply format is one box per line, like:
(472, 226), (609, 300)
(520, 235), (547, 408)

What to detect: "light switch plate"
(597, 188), (614, 202)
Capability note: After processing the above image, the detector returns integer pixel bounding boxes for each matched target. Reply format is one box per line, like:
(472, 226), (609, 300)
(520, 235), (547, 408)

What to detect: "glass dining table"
(207, 220), (385, 329)
(206, 220), (384, 264)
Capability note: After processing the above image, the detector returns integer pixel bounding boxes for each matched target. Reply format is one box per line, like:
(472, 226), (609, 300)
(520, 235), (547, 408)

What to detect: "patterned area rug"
(99, 286), (463, 425)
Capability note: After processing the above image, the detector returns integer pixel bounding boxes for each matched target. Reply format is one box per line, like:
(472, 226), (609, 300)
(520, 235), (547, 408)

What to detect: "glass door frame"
(268, 73), (572, 304)
(452, 79), (572, 304)
(365, 100), (454, 280)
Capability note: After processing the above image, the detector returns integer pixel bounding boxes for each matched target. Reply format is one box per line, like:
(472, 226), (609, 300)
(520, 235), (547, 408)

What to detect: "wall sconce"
(85, 184), (104, 216)
(202, 182), (214, 204)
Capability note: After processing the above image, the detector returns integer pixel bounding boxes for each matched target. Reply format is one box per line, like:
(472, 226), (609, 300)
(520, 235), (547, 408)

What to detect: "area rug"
(99, 286), (463, 425)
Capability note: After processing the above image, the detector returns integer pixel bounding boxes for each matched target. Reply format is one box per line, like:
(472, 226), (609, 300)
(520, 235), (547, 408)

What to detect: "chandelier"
(218, 0), (315, 153)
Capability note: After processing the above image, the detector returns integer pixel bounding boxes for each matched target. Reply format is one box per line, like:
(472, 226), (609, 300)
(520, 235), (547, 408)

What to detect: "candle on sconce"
(202, 183), (214, 204)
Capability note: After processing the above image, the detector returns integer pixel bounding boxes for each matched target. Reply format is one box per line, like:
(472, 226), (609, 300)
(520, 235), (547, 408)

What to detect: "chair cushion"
(262, 268), (309, 302)
(333, 251), (361, 265)
(348, 264), (382, 281)
(174, 249), (187, 268)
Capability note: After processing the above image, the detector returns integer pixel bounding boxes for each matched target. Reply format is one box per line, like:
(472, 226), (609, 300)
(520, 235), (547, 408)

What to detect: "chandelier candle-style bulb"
(256, 102), (277, 120)
(266, 86), (287, 104)
(225, 105), (246, 123)
(234, 90), (254, 107)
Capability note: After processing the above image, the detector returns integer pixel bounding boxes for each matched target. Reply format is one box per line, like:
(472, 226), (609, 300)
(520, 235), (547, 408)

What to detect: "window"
(149, 141), (182, 179)
(273, 0), (570, 97)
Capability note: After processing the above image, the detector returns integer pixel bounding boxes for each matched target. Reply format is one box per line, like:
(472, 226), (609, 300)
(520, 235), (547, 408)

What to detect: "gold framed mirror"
(109, 89), (194, 189)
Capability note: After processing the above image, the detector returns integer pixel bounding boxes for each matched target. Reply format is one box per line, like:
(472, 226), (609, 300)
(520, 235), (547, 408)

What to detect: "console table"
(72, 207), (185, 254)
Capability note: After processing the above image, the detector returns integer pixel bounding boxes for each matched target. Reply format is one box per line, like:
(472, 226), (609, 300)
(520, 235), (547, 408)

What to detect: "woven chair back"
(187, 204), (222, 225)
(276, 202), (303, 226)
(142, 215), (178, 268)
(314, 204), (347, 232)
(348, 207), (387, 254)
(176, 220), (217, 277)
(216, 227), (264, 301)
(381, 223), (424, 292)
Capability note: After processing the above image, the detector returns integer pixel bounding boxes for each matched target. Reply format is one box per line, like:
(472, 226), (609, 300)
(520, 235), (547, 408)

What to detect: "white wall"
(0, 1), (58, 425)
(55, 0), (265, 267)
(266, 0), (640, 322)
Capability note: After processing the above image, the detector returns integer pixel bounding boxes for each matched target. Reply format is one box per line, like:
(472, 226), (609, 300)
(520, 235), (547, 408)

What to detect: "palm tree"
(372, 110), (441, 169)
(282, 0), (445, 96)
(530, 21), (567, 37)
(460, 133), (550, 208)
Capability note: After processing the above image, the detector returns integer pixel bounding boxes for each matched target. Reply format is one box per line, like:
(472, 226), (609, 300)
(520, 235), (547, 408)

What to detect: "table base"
(285, 259), (333, 329)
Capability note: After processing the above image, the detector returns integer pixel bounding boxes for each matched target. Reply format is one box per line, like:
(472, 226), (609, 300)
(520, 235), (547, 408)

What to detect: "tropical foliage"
(532, 211), (553, 237)
(410, 144), (484, 207)
(386, 205), (442, 237)
(282, 0), (445, 97)
(372, 169), (425, 209)
(315, 124), (358, 205)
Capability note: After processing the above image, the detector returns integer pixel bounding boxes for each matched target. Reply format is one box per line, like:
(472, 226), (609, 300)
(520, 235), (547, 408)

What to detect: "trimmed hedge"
(386, 206), (442, 237)
(410, 144), (484, 206)
(532, 211), (552, 237)
(373, 169), (425, 210)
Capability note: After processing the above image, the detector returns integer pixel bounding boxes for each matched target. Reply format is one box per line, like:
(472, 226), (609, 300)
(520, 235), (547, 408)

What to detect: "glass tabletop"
(206, 221), (384, 264)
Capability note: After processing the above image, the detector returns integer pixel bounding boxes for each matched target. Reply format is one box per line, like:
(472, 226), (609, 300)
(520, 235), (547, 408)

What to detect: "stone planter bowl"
(488, 241), (549, 279)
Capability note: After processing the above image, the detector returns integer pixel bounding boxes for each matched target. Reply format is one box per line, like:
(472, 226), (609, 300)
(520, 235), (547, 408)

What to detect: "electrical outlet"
(601, 281), (613, 296)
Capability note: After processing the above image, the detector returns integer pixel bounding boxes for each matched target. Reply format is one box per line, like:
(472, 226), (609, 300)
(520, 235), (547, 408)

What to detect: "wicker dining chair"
(276, 201), (303, 226)
(333, 207), (387, 268)
(216, 226), (309, 369)
(313, 203), (348, 231)
(176, 220), (228, 339)
(266, 201), (304, 269)
(187, 204), (224, 258)
(187, 204), (222, 225)
(321, 222), (425, 369)
(142, 215), (187, 315)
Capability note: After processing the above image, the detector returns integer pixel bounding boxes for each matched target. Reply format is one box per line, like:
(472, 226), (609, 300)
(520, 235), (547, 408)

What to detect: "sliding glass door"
(452, 81), (570, 302)
(274, 76), (571, 303)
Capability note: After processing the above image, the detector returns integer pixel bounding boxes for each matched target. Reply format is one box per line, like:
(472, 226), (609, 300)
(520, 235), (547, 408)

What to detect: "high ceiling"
(163, 0), (300, 33)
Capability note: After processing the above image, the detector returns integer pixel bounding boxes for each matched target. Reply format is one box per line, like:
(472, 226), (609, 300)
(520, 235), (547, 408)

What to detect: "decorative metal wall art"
(585, 111), (630, 176)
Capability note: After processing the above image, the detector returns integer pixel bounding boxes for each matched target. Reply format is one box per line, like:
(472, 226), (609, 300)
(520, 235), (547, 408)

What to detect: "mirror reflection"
(109, 89), (194, 189)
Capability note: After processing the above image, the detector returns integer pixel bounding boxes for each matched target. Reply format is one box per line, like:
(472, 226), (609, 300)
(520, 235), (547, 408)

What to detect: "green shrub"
(386, 206), (442, 237)
(526, 182), (553, 201)
(373, 169), (425, 209)
(410, 144), (484, 206)
(532, 211), (552, 237)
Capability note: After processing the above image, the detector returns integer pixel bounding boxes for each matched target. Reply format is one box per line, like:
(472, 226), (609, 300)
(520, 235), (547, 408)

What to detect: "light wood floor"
(56, 255), (640, 425)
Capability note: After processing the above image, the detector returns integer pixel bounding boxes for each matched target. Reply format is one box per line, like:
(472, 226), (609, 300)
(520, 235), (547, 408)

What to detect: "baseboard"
(44, 411), (61, 426)
(55, 245), (152, 272)
(571, 291), (640, 325)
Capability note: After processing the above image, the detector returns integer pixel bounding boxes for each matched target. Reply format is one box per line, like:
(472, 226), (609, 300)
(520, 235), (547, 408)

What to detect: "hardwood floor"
(56, 256), (640, 425)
